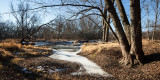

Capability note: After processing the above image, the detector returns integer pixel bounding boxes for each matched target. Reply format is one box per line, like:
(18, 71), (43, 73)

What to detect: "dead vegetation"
(1, 39), (160, 79)
(0, 39), (52, 58)
(0, 39), (114, 80)
(79, 39), (160, 80)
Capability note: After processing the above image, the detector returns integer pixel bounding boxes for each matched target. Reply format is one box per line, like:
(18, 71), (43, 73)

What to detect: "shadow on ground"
(145, 53), (160, 63)
(0, 54), (50, 80)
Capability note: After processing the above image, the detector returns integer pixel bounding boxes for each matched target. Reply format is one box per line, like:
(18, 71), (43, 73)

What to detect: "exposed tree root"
(119, 53), (145, 68)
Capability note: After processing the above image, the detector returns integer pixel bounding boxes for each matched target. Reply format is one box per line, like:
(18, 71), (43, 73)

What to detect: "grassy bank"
(0, 39), (114, 80)
(0, 40), (78, 80)
(79, 40), (160, 80)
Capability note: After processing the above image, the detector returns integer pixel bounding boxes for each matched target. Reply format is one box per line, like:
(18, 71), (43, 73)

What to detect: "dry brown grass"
(0, 62), (3, 70)
(0, 39), (52, 58)
(142, 39), (160, 54)
(0, 39), (56, 79)
(0, 41), (22, 52)
(81, 39), (160, 55)
(81, 41), (119, 55)
(11, 57), (24, 64)
(53, 73), (61, 80)
(18, 45), (52, 58)
(0, 48), (13, 57)
(79, 39), (160, 80)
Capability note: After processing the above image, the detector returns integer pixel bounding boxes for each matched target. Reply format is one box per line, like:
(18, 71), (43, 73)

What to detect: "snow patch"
(37, 66), (44, 71)
(21, 68), (32, 74)
(34, 42), (51, 46)
(36, 66), (67, 73)
(15, 52), (19, 55)
(49, 48), (113, 77)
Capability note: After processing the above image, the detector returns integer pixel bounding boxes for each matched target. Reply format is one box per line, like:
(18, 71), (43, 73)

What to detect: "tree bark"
(130, 0), (145, 66)
(115, 0), (131, 44)
(146, 4), (150, 40)
(102, 18), (109, 42)
(102, 19), (106, 42)
(104, 14), (111, 42)
(152, 0), (158, 41)
(102, 4), (109, 42)
(104, 0), (130, 65)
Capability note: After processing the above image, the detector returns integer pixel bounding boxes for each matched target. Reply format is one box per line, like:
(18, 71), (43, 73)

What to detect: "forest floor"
(0, 39), (113, 80)
(79, 40), (160, 80)
(0, 39), (160, 80)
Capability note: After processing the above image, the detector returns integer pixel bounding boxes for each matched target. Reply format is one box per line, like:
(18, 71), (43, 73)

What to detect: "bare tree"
(104, 0), (145, 66)
(27, 0), (145, 66)
(11, 1), (28, 38)
(29, 0), (118, 42)
(145, 3), (150, 40)
(10, 0), (40, 38)
(151, 0), (160, 41)
(0, 21), (16, 39)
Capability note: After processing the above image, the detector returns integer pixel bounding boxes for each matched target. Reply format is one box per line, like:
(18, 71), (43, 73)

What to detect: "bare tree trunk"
(146, 4), (150, 40)
(105, 24), (109, 42)
(102, 19), (106, 42)
(104, 0), (115, 42)
(130, 0), (145, 66)
(102, 4), (108, 42)
(21, 16), (24, 38)
(104, 14), (111, 42)
(104, 0), (130, 65)
(152, 0), (159, 41)
(102, 18), (109, 42)
(115, 0), (131, 44)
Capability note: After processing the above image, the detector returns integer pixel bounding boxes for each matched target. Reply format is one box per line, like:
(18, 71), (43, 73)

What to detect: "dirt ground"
(79, 40), (160, 80)
(0, 40), (114, 80)
(0, 39), (160, 80)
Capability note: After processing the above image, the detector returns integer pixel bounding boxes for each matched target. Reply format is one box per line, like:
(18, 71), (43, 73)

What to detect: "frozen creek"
(49, 45), (113, 77)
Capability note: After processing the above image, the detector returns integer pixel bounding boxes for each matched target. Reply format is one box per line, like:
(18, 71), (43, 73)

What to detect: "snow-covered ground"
(34, 41), (51, 46)
(49, 46), (113, 77)
(34, 41), (112, 77)
(34, 40), (98, 46)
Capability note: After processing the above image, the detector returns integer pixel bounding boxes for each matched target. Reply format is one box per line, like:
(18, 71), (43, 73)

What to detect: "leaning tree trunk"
(115, 0), (131, 44)
(104, 0), (130, 65)
(129, 0), (145, 66)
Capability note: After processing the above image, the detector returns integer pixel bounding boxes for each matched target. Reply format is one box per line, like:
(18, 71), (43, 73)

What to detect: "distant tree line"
(0, 14), (103, 40)
(34, 15), (103, 40)
(0, 0), (104, 41)
(1, 0), (160, 42)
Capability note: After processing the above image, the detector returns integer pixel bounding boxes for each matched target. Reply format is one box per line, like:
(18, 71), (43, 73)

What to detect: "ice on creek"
(34, 41), (51, 46)
(36, 66), (66, 73)
(21, 68), (32, 74)
(48, 68), (67, 73)
(34, 41), (112, 77)
(21, 66), (66, 74)
(15, 52), (19, 55)
(37, 66), (44, 71)
(49, 48), (113, 77)
(53, 45), (80, 52)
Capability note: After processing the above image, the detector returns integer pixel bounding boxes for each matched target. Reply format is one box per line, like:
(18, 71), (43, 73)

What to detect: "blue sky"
(0, 0), (57, 24)
(0, 0), (156, 31)
(0, 0), (14, 21)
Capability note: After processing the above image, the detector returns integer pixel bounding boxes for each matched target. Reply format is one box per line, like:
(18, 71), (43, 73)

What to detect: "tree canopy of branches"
(27, 0), (145, 66)
(10, 0), (40, 38)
